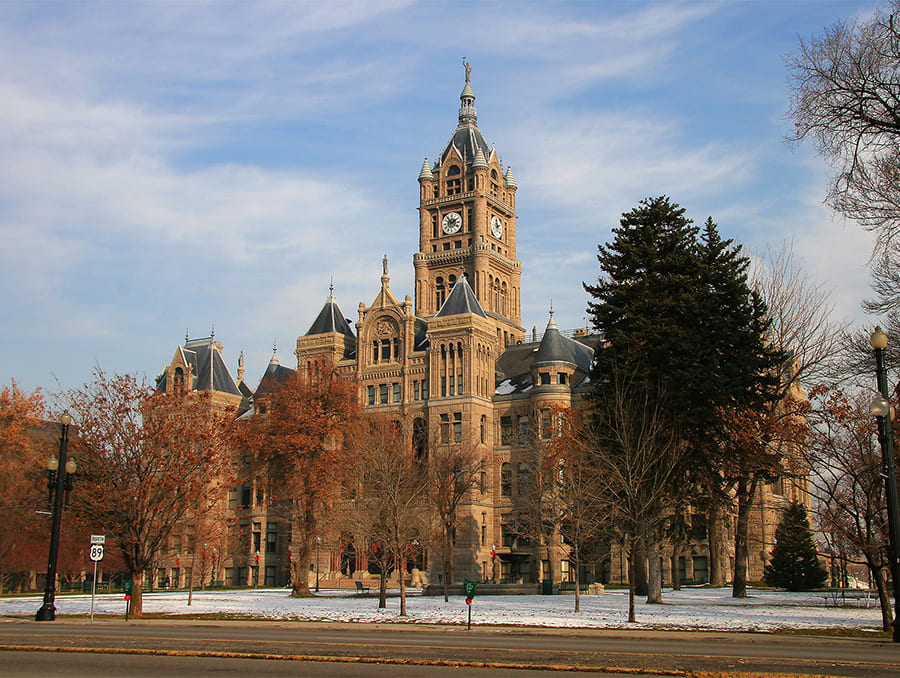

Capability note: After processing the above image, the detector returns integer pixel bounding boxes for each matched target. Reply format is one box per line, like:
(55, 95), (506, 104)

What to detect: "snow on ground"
(0, 587), (885, 632)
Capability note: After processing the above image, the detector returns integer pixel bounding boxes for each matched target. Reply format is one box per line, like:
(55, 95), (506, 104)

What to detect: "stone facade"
(153, 66), (809, 591)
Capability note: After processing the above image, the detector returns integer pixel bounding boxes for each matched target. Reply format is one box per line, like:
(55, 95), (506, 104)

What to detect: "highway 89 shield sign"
(89, 544), (104, 562)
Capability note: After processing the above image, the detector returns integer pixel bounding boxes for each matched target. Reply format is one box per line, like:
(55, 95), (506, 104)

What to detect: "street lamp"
(869, 326), (900, 642)
(35, 412), (76, 622)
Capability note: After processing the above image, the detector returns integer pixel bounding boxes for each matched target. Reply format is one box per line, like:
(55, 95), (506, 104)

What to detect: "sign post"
(89, 535), (105, 622)
(123, 580), (133, 621)
(463, 580), (478, 630)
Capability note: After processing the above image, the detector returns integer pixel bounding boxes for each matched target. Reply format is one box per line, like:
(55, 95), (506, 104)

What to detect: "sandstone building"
(155, 66), (807, 591)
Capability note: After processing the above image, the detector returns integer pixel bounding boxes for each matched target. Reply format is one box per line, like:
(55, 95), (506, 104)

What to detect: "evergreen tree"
(584, 197), (785, 596)
(764, 502), (828, 591)
(585, 197), (783, 466)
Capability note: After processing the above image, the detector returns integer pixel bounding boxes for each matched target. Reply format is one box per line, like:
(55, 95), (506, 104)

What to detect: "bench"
(823, 588), (874, 607)
(355, 581), (370, 594)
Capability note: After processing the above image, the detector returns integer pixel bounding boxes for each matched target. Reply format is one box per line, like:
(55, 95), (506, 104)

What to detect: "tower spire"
(459, 59), (477, 125)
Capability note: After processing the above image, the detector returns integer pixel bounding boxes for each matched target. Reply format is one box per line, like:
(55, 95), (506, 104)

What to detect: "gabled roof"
(156, 337), (242, 397)
(306, 289), (355, 337)
(435, 275), (486, 318)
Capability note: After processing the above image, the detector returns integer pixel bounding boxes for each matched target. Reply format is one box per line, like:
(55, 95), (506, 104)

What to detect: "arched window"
(436, 277), (446, 309)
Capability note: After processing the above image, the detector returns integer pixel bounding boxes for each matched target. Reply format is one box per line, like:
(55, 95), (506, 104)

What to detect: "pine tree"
(764, 502), (828, 591)
(585, 198), (782, 454)
(584, 196), (786, 597)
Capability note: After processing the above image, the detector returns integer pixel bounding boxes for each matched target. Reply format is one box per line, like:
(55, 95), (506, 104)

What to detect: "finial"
(185, 328), (189, 344)
(328, 277), (335, 302)
(463, 58), (471, 84)
(210, 324), (215, 340)
(549, 300), (554, 318)
(383, 254), (389, 276)
(239, 350), (244, 368)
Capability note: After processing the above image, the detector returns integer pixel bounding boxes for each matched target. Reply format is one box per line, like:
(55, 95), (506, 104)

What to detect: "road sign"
(464, 580), (478, 598)
(90, 534), (105, 544)
(89, 544), (104, 562)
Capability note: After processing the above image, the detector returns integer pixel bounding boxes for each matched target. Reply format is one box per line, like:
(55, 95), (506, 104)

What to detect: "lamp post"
(869, 326), (900, 642)
(35, 412), (76, 622)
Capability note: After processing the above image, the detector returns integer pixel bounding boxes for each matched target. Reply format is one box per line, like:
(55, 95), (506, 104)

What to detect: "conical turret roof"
(435, 275), (486, 318)
(306, 286), (355, 337)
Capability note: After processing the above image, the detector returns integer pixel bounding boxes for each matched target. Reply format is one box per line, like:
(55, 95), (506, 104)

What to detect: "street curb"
(0, 644), (831, 677)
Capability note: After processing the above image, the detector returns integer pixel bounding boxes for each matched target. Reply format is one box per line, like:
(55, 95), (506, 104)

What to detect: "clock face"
(491, 215), (503, 239)
(442, 212), (462, 234)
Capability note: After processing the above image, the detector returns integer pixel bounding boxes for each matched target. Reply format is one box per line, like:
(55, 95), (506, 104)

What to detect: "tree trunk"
(732, 474), (757, 598)
(707, 505), (727, 586)
(646, 541), (663, 604)
(378, 569), (387, 608)
(865, 551), (894, 632)
(130, 571), (143, 618)
(442, 526), (451, 602)
(631, 540), (648, 597)
(399, 556), (408, 617)
(627, 552), (636, 623)
(573, 543), (580, 613)
(670, 545), (681, 590)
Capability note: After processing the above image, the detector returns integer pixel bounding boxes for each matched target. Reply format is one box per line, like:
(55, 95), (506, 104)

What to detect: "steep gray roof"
(254, 348), (296, 397)
(435, 276), (486, 318)
(156, 337), (242, 397)
(534, 314), (577, 365)
(495, 332), (600, 396)
(306, 289), (355, 337)
(440, 68), (490, 166)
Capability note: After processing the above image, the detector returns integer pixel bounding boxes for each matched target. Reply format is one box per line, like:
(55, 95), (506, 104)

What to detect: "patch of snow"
(0, 587), (884, 631)
(495, 379), (516, 395)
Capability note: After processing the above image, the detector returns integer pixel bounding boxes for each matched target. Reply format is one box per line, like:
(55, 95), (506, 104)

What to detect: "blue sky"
(0, 0), (877, 397)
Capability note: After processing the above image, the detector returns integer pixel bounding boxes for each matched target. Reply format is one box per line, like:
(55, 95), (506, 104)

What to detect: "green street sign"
(464, 580), (477, 598)
(124, 580), (134, 595)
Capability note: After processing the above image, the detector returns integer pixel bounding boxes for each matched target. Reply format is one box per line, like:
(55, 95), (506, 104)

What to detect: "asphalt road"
(0, 619), (898, 677)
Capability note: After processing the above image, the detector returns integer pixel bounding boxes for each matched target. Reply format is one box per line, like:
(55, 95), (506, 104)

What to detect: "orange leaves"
(61, 368), (239, 614)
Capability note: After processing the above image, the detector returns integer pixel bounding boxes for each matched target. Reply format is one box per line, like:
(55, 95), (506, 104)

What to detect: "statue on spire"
(463, 58), (471, 84)
(383, 254), (389, 276)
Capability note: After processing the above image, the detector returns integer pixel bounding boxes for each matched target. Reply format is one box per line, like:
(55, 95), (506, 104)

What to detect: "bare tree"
(588, 367), (685, 619)
(525, 407), (606, 612)
(426, 440), (483, 602)
(788, 1), (900, 256)
(807, 386), (895, 631)
(349, 416), (429, 616)
(711, 241), (846, 598)
(750, 242), (848, 385)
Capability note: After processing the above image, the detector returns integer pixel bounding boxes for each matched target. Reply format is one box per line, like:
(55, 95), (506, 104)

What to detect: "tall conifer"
(764, 502), (828, 591)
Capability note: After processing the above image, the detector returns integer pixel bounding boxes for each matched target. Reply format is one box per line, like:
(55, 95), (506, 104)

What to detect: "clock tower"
(414, 62), (524, 348)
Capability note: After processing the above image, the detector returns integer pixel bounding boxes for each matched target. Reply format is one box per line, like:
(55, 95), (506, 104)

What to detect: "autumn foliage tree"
(65, 370), (237, 617)
(0, 381), (47, 592)
(243, 365), (361, 597)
